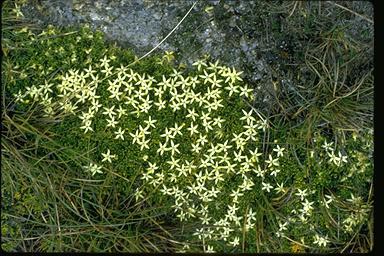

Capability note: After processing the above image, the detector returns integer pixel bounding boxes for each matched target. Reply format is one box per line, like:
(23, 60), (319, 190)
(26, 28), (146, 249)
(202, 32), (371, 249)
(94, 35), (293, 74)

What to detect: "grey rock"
(21, 0), (373, 106)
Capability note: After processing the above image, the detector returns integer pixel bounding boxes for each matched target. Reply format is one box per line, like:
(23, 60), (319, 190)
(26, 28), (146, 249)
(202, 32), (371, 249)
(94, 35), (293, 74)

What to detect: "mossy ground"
(2, 0), (373, 253)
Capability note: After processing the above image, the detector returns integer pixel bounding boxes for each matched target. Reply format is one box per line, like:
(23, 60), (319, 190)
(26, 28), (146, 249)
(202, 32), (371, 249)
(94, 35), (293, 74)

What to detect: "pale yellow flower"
(101, 149), (117, 163)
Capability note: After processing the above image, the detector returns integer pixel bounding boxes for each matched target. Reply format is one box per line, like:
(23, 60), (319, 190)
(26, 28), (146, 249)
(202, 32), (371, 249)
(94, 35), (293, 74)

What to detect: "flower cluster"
(15, 49), (372, 252)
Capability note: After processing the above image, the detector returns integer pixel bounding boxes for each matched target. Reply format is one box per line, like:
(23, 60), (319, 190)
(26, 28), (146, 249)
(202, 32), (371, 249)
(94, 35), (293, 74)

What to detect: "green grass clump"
(2, 1), (180, 252)
(10, 26), (373, 253)
(2, 0), (373, 253)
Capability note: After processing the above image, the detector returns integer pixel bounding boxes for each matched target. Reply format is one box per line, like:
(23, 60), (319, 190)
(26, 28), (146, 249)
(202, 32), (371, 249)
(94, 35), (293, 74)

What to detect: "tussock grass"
(1, 0), (373, 253)
(1, 1), (179, 252)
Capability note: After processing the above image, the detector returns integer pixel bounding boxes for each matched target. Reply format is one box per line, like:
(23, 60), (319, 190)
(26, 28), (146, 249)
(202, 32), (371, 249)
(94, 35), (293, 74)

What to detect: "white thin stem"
(133, 1), (198, 64)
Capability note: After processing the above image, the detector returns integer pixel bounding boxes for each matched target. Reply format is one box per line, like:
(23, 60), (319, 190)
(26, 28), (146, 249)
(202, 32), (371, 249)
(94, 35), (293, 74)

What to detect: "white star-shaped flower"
(229, 236), (240, 247)
(160, 127), (175, 142)
(101, 149), (117, 163)
(240, 109), (255, 124)
(191, 142), (202, 153)
(167, 156), (180, 170)
(274, 182), (285, 194)
(144, 116), (157, 129)
(170, 123), (184, 137)
(186, 108), (199, 121)
(106, 117), (118, 128)
(102, 105), (116, 119)
(157, 141), (168, 156)
(129, 129), (142, 144)
(114, 127), (125, 140)
(313, 234), (329, 247)
(262, 182), (273, 192)
(295, 188), (308, 201)
(265, 154), (279, 168)
(273, 145), (285, 157)
(187, 122), (199, 136)
(116, 105), (127, 118)
(169, 140), (180, 156)
(192, 59), (208, 71)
